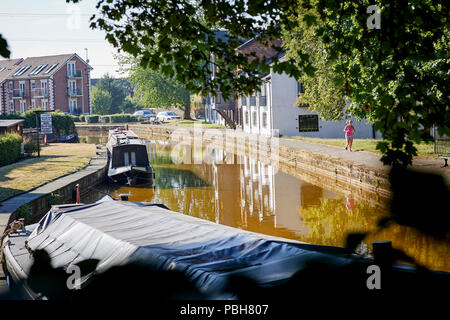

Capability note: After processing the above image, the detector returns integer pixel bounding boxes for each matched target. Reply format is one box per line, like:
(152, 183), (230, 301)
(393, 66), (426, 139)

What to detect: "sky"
(0, 0), (123, 78)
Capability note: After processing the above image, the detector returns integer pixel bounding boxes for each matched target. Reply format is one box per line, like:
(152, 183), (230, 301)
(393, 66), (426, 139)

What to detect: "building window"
(262, 112), (267, 128)
(252, 111), (257, 126)
(20, 100), (26, 113)
(9, 101), (14, 112)
(297, 81), (304, 94)
(31, 81), (35, 91)
(241, 97), (247, 106)
(67, 61), (76, 76)
(31, 99), (36, 108)
(69, 99), (77, 114)
(41, 99), (49, 111)
(245, 111), (249, 125)
(298, 115), (319, 132)
(8, 81), (13, 91)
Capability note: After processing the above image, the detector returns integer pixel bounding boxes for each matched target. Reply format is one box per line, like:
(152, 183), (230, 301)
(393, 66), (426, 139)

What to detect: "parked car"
(156, 111), (181, 122)
(133, 110), (157, 121)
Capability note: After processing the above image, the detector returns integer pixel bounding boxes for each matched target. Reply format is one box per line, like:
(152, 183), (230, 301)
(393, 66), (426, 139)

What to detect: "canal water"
(80, 136), (450, 272)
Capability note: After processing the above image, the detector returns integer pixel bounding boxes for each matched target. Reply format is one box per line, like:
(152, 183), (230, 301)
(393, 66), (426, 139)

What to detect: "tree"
(289, 0), (450, 166)
(68, 0), (450, 166)
(95, 73), (127, 114)
(91, 86), (113, 115)
(0, 34), (10, 58)
(283, 5), (347, 121)
(122, 55), (192, 119)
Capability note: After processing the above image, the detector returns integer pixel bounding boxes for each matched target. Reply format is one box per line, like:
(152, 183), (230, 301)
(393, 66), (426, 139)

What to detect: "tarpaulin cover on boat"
(27, 201), (350, 294)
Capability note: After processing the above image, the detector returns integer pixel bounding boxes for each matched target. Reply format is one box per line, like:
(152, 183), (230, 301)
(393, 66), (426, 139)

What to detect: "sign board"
(40, 113), (53, 134)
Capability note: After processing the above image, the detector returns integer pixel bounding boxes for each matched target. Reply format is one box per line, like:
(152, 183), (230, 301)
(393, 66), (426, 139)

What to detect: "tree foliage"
(67, 0), (449, 166)
(0, 33), (10, 58)
(283, 5), (347, 121)
(94, 73), (128, 114)
(120, 55), (192, 118)
(91, 86), (113, 115)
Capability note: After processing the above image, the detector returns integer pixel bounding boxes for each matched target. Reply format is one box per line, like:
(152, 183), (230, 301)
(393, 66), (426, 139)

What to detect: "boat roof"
(108, 128), (143, 146)
(24, 201), (351, 295)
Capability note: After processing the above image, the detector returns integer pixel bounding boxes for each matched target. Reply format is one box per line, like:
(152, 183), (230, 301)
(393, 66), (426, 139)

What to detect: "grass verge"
(0, 143), (96, 202)
(286, 137), (436, 157)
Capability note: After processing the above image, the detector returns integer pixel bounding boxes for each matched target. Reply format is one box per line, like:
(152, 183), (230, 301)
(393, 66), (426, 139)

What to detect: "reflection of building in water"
(240, 155), (275, 228)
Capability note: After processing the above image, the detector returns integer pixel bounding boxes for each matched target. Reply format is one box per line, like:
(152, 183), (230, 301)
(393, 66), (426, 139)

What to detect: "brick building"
(0, 53), (92, 115)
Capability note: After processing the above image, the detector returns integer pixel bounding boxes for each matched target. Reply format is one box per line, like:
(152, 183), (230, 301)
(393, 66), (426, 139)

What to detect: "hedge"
(86, 115), (99, 123)
(89, 114), (139, 124)
(0, 133), (22, 166)
(0, 110), (76, 136)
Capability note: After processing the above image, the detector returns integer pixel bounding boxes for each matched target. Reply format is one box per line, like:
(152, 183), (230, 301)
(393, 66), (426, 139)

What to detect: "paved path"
(280, 138), (450, 183)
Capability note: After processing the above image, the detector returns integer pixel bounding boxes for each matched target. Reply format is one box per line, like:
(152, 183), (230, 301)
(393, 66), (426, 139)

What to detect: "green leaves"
(0, 33), (10, 58)
(68, 0), (450, 166)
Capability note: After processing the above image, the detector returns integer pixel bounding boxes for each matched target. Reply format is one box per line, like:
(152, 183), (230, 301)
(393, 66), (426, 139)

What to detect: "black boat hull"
(108, 166), (154, 185)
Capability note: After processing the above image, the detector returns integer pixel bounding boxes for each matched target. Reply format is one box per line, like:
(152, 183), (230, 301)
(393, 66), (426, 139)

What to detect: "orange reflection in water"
(96, 141), (450, 272)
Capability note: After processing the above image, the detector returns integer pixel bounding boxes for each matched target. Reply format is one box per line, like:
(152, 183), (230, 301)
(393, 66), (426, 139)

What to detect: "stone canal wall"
(1, 153), (107, 230)
(76, 124), (391, 204)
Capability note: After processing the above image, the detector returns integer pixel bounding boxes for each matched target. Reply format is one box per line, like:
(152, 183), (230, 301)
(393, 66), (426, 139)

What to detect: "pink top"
(345, 125), (355, 136)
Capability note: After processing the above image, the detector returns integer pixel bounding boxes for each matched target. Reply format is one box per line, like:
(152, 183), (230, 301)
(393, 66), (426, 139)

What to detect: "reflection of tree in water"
(154, 167), (210, 189)
(297, 197), (380, 248)
(297, 197), (450, 272)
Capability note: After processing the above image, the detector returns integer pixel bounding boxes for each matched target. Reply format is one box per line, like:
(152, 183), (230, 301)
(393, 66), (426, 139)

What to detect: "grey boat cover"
(27, 201), (349, 294)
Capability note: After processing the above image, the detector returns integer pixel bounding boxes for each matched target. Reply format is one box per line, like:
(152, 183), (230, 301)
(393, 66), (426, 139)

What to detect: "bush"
(72, 115), (81, 122)
(79, 115), (85, 122)
(0, 133), (22, 166)
(86, 115), (99, 123)
(24, 141), (38, 155)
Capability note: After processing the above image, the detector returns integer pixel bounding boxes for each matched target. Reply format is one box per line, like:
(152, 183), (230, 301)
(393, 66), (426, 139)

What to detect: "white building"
(239, 55), (377, 138)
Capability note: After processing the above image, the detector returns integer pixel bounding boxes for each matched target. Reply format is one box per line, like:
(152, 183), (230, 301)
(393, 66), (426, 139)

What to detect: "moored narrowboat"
(106, 128), (154, 185)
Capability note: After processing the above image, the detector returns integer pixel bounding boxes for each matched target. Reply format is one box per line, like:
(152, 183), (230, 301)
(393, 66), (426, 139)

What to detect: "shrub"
(86, 115), (99, 123)
(24, 141), (38, 155)
(0, 133), (22, 166)
(79, 115), (85, 122)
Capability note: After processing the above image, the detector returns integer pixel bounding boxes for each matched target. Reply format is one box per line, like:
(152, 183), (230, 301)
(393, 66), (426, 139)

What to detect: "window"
(42, 99), (49, 111)
(124, 153), (130, 166)
(9, 101), (14, 111)
(19, 82), (25, 95)
(298, 115), (319, 132)
(41, 80), (48, 95)
(31, 99), (36, 108)
(20, 100), (26, 113)
(297, 81), (304, 94)
(45, 63), (59, 74)
(131, 152), (136, 166)
(262, 112), (267, 128)
(8, 81), (13, 91)
(252, 111), (257, 126)
(241, 97), (247, 106)
(31, 81), (35, 91)
(67, 61), (76, 76)
(245, 111), (249, 125)
(30, 64), (48, 75)
(13, 65), (31, 76)
(69, 99), (77, 113)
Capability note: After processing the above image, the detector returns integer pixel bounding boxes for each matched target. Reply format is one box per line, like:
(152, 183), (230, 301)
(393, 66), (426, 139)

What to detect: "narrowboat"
(2, 200), (448, 300)
(106, 128), (154, 185)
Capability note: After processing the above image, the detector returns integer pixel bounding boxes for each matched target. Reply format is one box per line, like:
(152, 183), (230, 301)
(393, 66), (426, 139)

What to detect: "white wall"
(270, 70), (375, 139)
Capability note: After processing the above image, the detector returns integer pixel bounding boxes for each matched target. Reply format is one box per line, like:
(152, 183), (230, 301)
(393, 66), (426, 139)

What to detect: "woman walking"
(344, 120), (356, 152)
